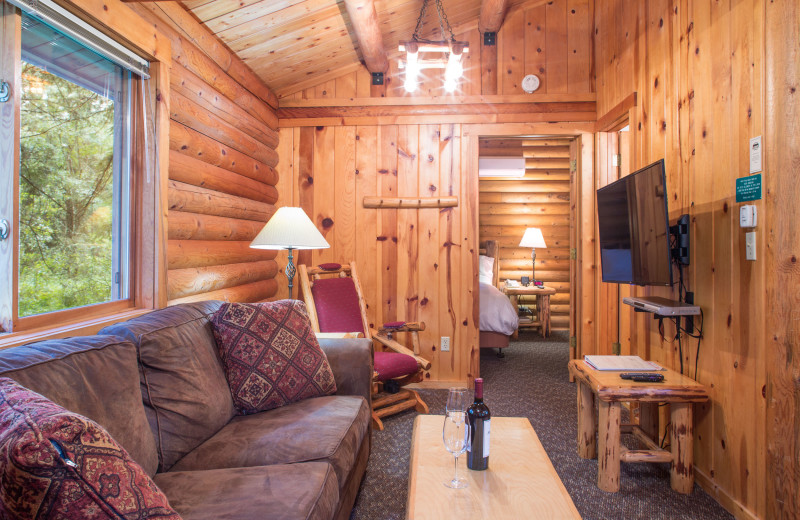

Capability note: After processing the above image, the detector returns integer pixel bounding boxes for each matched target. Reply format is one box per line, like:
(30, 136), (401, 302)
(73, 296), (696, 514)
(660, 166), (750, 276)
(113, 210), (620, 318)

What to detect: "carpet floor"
(350, 330), (734, 520)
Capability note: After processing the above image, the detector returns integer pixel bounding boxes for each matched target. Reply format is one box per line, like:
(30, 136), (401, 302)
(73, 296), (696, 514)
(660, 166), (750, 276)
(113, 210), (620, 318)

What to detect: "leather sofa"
(0, 301), (373, 520)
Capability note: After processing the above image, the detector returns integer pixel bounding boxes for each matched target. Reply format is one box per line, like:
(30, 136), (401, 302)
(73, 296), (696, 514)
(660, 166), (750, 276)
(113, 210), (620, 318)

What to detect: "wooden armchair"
(298, 261), (430, 430)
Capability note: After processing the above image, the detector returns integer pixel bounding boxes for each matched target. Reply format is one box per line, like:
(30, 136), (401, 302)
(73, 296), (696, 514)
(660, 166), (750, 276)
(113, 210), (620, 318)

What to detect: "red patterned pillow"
(0, 377), (180, 519)
(210, 300), (337, 414)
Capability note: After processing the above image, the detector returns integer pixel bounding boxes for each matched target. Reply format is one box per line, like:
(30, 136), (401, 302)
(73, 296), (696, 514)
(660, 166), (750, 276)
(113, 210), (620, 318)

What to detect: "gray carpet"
(350, 331), (734, 520)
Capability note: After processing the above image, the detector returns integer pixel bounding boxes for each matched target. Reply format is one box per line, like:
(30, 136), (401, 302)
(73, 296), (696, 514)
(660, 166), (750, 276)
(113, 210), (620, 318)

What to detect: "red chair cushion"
(210, 301), (337, 415)
(374, 351), (420, 381)
(382, 321), (406, 329)
(311, 277), (365, 335)
(0, 377), (180, 520)
(318, 263), (341, 271)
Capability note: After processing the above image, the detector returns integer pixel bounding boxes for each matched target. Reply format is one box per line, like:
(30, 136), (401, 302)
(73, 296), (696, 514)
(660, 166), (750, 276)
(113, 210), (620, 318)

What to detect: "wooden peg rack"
(362, 196), (458, 209)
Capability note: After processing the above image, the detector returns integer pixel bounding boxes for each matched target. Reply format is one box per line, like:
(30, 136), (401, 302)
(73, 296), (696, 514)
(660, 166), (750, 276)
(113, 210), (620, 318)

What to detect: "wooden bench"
(568, 360), (709, 494)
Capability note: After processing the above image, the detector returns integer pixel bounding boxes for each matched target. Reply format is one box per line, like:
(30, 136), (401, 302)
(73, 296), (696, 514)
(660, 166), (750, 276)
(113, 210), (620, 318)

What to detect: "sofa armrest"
(318, 338), (373, 405)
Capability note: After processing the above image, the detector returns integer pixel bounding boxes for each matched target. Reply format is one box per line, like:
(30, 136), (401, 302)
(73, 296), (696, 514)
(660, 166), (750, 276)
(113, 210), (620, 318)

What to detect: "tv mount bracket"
(670, 214), (690, 265)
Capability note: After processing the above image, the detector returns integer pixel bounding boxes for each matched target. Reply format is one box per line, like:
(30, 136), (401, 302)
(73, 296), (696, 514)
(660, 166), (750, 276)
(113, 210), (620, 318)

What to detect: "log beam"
(167, 279), (278, 306)
(168, 180), (275, 222)
(167, 240), (276, 270)
(479, 0), (510, 33)
(167, 261), (278, 300)
(343, 0), (389, 73)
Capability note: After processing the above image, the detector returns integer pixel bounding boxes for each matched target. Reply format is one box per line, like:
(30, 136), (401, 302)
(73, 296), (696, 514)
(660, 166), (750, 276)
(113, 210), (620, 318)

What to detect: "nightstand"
(503, 284), (557, 338)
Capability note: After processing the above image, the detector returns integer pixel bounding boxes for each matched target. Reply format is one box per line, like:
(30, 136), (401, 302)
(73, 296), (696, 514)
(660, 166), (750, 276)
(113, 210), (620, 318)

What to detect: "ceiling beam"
(343, 0), (388, 73)
(479, 0), (511, 33)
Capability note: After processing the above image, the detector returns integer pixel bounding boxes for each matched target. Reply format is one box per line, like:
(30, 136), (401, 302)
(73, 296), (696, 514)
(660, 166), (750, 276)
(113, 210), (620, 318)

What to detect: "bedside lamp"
(250, 207), (330, 299)
(519, 227), (547, 283)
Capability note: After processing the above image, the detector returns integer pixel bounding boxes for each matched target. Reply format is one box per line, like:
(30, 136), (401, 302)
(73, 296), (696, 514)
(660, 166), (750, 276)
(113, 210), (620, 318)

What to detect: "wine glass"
(443, 411), (469, 488)
(446, 387), (469, 415)
(443, 387), (470, 489)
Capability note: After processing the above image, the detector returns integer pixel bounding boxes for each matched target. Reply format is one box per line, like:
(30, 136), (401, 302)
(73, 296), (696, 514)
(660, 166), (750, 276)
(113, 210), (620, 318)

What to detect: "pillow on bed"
(479, 255), (494, 285)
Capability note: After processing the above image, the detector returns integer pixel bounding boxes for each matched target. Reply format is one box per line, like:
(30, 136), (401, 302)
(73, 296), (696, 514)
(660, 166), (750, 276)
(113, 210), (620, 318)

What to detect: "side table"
(503, 285), (556, 337)
(568, 360), (709, 494)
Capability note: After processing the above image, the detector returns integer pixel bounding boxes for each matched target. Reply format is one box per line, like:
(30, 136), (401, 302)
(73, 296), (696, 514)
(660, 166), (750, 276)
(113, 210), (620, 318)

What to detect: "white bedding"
(479, 282), (519, 336)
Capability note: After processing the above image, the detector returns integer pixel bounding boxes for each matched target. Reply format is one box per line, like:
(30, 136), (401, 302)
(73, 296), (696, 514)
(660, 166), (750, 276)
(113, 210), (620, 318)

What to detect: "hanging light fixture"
(399, 0), (469, 93)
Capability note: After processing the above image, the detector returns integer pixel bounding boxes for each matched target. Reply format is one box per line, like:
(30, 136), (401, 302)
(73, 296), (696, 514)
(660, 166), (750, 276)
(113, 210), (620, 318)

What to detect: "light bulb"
(405, 76), (419, 93)
(444, 45), (464, 92)
(404, 48), (419, 93)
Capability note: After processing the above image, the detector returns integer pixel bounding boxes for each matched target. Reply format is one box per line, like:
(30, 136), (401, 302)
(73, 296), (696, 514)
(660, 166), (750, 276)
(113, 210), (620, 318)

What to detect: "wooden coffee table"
(406, 415), (580, 519)
(503, 285), (557, 337)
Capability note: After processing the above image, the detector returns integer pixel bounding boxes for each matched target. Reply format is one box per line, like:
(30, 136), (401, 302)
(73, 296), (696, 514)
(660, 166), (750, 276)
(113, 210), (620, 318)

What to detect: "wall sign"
(749, 136), (762, 173)
(736, 174), (762, 202)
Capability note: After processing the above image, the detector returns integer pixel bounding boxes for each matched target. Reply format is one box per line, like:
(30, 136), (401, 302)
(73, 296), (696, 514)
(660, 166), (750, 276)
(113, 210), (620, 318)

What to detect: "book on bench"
(584, 355), (663, 371)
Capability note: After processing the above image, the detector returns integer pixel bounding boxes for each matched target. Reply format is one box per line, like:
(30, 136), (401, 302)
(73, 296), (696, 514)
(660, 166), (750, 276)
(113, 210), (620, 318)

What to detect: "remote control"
(620, 372), (664, 382)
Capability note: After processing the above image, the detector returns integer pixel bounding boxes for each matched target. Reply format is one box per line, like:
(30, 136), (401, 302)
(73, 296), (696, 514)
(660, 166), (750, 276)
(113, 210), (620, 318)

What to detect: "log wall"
(126, 2), (281, 305)
(478, 138), (573, 329)
(592, 1), (800, 518)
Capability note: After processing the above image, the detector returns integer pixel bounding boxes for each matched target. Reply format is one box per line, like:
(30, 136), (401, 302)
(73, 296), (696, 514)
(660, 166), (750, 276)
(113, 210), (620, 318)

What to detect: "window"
(0, 0), (164, 340)
(18, 12), (132, 317)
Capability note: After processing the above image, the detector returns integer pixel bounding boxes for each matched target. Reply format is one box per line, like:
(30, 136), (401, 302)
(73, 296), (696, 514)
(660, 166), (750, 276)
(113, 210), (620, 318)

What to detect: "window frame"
(0, 0), (170, 348)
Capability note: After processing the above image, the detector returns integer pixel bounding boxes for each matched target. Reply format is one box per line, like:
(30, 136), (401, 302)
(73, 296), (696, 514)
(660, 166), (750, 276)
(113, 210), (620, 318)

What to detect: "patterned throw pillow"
(0, 377), (180, 520)
(210, 300), (338, 415)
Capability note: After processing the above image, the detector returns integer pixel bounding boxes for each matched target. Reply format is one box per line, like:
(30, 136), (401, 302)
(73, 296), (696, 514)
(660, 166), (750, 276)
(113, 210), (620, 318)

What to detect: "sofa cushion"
(0, 377), (180, 519)
(210, 300), (337, 414)
(170, 395), (369, 492)
(153, 463), (338, 520)
(0, 335), (159, 476)
(100, 301), (235, 471)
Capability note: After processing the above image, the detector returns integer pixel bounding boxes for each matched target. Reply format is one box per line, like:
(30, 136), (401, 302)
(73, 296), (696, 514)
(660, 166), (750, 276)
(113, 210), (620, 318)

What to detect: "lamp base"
(285, 247), (296, 299)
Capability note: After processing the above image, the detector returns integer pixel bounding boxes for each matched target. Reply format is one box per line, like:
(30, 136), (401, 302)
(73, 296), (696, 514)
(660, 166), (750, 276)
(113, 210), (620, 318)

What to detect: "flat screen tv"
(596, 159), (673, 286)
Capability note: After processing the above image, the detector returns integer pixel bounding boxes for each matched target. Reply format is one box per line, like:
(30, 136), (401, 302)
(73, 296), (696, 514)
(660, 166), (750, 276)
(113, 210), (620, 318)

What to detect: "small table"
(568, 360), (709, 494)
(407, 415), (580, 519)
(503, 285), (557, 337)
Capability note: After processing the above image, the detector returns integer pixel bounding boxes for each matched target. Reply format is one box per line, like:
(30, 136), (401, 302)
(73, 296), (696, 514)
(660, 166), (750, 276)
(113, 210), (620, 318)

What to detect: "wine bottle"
(466, 377), (490, 470)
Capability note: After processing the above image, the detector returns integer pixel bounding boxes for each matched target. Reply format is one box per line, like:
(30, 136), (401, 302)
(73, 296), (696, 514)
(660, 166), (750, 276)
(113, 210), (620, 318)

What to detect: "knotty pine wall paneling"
(478, 138), (573, 330)
(275, 2), (598, 385)
(276, 121), (470, 384)
(126, 3), (281, 306)
(593, 1), (799, 518)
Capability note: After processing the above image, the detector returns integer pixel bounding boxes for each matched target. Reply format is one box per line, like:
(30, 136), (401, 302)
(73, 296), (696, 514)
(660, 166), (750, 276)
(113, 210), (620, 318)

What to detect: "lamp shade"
(250, 207), (330, 250)
(519, 227), (546, 249)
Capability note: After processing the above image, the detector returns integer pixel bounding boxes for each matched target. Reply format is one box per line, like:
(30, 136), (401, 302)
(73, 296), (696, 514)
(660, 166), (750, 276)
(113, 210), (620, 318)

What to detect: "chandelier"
(399, 0), (469, 93)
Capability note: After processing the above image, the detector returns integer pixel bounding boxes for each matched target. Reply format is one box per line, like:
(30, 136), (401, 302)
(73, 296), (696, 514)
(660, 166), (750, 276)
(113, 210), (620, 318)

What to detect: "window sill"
(0, 308), (152, 350)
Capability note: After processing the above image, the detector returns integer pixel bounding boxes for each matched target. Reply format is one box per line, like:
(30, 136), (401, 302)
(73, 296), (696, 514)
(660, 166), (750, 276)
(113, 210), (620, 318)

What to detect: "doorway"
(476, 136), (576, 361)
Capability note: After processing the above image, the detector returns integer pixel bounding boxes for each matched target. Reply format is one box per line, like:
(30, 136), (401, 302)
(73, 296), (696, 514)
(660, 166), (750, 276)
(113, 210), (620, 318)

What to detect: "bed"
(479, 240), (519, 355)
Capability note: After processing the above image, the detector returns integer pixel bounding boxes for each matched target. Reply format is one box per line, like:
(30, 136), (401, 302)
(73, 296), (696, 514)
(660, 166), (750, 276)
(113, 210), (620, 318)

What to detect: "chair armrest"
(318, 337), (373, 405)
(370, 329), (432, 371)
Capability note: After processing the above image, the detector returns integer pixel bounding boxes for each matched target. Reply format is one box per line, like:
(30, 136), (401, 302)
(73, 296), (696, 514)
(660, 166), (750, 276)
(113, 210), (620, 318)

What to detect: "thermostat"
(740, 204), (757, 228)
(521, 74), (540, 93)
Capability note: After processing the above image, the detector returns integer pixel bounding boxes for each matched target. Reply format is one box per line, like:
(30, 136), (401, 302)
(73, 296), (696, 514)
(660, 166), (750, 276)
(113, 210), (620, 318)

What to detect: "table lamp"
(250, 207), (330, 299)
(519, 227), (547, 284)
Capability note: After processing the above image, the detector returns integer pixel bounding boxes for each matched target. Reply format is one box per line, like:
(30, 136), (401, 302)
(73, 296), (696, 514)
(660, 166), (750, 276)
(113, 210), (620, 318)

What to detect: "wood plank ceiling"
(180, 0), (540, 97)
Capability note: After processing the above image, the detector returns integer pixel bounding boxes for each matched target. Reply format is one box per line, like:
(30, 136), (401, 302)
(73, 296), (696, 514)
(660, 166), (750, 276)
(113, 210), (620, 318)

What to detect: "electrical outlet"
(440, 336), (450, 352)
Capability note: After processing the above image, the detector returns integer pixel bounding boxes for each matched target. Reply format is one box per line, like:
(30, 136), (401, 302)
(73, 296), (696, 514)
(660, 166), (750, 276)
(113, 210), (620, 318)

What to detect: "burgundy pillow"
(0, 377), (180, 519)
(210, 300), (337, 414)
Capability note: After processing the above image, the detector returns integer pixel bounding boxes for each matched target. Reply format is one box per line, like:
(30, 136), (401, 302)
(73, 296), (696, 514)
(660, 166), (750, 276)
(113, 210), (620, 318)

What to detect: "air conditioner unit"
(478, 156), (526, 178)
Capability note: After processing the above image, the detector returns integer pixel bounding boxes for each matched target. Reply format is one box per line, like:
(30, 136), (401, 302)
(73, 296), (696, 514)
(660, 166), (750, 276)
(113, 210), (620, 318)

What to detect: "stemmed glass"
(443, 388), (470, 489)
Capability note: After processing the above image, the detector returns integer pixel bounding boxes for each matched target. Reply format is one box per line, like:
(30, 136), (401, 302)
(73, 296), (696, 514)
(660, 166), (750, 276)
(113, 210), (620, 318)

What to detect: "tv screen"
(596, 159), (672, 286)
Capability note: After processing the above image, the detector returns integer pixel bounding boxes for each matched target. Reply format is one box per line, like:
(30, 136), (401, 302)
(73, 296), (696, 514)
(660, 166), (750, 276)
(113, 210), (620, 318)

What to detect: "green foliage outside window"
(18, 63), (115, 317)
